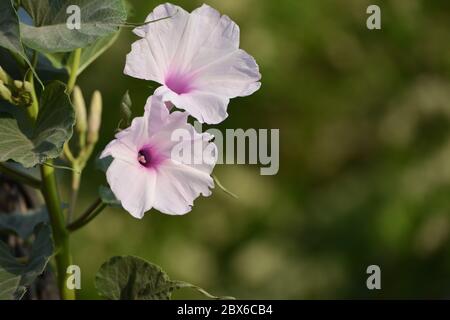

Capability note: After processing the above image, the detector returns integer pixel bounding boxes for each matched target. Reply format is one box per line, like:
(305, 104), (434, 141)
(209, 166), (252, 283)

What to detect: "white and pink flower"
(124, 3), (261, 124)
(100, 95), (217, 218)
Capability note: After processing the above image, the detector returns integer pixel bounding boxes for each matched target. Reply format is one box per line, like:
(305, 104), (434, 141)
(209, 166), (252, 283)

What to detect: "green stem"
(67, 142), (97, 220)
(40, 163), (76, 300)
(68, 164), (81, 223)
(67, 198), (106, 232)
(0, 163), (41, 189)
(26, 52), (39, 121)
(67, 48), (81, 94)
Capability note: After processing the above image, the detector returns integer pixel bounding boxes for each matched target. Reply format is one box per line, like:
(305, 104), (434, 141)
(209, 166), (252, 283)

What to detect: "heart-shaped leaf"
(0, 224), (53, 299)
(95, 256), (231, 300)
(20, 0), (127, 53)
(0, 0), (41, 86)
(0, 81), (75, 167)
(95, 256), (175, 300)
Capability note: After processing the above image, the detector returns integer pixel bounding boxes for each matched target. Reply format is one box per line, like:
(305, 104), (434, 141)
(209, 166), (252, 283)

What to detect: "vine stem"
(65, 48), (82, 220)
(36, 47), (82, 300)
(67, 198), (106, 232)
(17, 48), (76, 299)
(67, 48), (81, 94)
(26, 52), (39, 121)
(40, 164), (76, 300)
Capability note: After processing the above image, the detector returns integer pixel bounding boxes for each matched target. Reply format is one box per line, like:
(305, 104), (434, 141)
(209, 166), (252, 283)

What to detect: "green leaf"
(0, 271), (23, 300)
(95, 256), (179, 300)
(0, 81), (75, 167)
(95, 256), (232, 300)
(0, 224), (53, 299)
(0, 207), (48, 239)
(0, 0), (42, 87)
(95, 154), (113, 173)
(0, 0), (24, 56)
(20, 0), (127, 53)
(99, 185), (121, 208)
(44, 31), (120, 76)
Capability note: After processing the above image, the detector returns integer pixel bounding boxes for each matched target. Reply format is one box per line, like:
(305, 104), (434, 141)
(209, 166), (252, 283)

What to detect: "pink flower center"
(137, 149), (152, 168)
(137, 145), (164, 169)
(165, 71), (194, 95)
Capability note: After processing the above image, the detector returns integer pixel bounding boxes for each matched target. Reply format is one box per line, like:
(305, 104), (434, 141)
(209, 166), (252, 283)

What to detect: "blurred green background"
(68, 0), (450, 298)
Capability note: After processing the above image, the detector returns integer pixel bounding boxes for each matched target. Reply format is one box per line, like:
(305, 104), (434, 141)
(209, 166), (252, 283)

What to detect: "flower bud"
(11, 80), (32, 106)
(87, 90), (102, 145)
(0, 66), (12, 85)
(0, 80), (12, 102)
(72, 86), (87, 134)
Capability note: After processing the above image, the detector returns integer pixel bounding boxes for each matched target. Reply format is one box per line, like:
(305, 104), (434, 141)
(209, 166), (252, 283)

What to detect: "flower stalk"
(65, 88), (102, 220)
(40, 164), (76, 300)
(67, 48), (81, 94)
(67, 198), (106, 232)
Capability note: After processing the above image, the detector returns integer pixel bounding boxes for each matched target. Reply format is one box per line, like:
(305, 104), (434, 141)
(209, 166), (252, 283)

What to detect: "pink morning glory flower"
(124, 3), (262, 124)
(100, 95), (217, 218)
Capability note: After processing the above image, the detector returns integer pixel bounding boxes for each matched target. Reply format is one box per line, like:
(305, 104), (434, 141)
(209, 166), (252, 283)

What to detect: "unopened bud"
(72, 86), (87, 134)
(0, 80), (12, 102)
(87, 90), (102, 145)
(0, 66), (12, 85)
(13, 80), (32, 93)
(11, 80), (32, 106)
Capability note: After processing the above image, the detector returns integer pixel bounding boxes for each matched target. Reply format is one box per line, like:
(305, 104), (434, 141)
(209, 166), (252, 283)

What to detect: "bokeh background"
(66, 0), (450, 298)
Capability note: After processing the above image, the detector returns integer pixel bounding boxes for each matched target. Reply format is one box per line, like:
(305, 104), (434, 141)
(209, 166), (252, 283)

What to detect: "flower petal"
(192, 49), (261, 98)
(123, 38), (163, 82)
(153, 159), (214, 215)
(106, 159), (157, 219)
(143, 95), (173, 136)
(169, 4), (240, 70)
(190, 4), (240, 57)
(114, 114), (150, 150)
(156, 86), (229, 124)
(125, 3), (190, 81)
(100, 139), (136, 166)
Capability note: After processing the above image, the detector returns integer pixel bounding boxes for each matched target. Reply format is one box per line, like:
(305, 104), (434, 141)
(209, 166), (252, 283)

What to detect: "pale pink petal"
(106, 159), (157, 219)
(143, 95), (170, 135)
(171, 90), (229, 124)
(125, 3), (190, 82)
(100, 139), (136, 166)
(189, 4), (240, 60)
(115, 115), (149, 149)
(153, 159), (214, 215)
(100, 115), (150, 165)
(123, 38), (164, 82)
(168, 4), (239, 70)
(163, 123), (218, 173)
(133, 3), (188, 38)
(192, 49), (261, 97)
